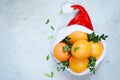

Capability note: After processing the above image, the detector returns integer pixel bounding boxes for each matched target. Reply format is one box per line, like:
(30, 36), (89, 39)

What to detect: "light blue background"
(0, 0), (120, 80)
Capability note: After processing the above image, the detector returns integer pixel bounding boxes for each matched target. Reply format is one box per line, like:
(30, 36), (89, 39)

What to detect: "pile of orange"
(53, 31), (104, 73)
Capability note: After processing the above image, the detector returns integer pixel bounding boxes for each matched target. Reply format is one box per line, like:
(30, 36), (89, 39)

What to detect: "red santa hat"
(62, 3), (94, 31)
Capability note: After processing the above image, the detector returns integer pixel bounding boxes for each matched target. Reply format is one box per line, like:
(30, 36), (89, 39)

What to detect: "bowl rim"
(52, 24), (106, 76)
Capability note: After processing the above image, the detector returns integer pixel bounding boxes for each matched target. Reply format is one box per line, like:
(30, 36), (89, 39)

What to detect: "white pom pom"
(62, 3), (74, 14)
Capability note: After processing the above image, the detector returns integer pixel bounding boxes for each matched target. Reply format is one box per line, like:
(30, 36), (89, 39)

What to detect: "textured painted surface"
(0, 0), (120, 80)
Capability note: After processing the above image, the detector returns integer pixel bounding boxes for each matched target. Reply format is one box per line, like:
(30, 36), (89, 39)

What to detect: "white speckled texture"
(0, 0), (120, 80)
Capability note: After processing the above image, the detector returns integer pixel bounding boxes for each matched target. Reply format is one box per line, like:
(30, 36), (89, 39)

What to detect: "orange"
(90, 41), (104, 60)
(69, 56), (89, 73)
(71, 40), (91, 60)
(68, 31), (88, 44)
(53, 42), (71, 62)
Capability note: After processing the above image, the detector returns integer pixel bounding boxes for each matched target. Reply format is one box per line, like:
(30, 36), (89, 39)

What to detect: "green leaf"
(45, 71), (54, 78)
(51, 72), (54, 78)
(48, 35), (54, 39)
(50, 26), (54, 30)
(46, 54), (49, 61)
(45, 73), (51, 77)
(74, 47), (80, 52)
(62, 45), (69, 52)
(56, 66), (60, 72)
(62, 61), (69, 66)
(100, 34), (108, 40)
(60, 67), (66, 71)
(45, 19), (50, 24)
(89, 67), (95, 74)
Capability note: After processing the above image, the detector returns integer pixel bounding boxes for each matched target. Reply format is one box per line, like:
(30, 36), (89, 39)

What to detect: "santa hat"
(62, 3), (94, 31)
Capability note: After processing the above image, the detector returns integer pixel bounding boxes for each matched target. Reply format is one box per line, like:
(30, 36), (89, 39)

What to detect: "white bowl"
(52, 24), (106, 76)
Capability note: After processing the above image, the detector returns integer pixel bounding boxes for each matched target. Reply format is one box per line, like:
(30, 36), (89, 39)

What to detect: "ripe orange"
(90, 41), (104, 60)
(68, 31), (88, 44)
(53, 42), (71, 62)
(69, 56), (89, 73)
(71, 40), (91, 60)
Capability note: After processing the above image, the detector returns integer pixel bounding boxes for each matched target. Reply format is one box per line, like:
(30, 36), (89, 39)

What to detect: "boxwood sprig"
(88, 57), (96, 74)
(62, 37), (72, 55)
(88, 32), (108, 42)
(58, 61), (69, 71)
